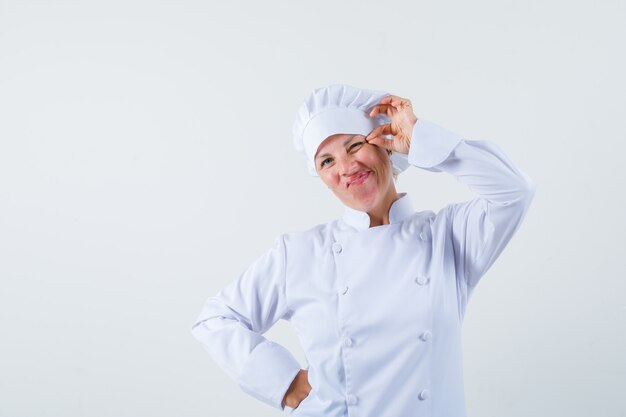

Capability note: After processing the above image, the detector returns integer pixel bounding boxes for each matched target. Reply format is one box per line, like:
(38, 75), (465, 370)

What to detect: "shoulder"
(403, 209), (438, 228)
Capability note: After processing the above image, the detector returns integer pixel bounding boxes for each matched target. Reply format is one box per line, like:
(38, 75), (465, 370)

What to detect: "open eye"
(320, 157), (332, 168)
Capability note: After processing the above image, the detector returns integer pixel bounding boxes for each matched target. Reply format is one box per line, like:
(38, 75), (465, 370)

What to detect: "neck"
(367, 186), (401, 228)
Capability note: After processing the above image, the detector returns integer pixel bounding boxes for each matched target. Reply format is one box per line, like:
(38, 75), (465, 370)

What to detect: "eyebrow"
(316, 135), (360, 160)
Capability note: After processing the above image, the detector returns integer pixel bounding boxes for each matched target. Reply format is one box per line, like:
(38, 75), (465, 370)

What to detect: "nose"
(337, 155), (360, 176)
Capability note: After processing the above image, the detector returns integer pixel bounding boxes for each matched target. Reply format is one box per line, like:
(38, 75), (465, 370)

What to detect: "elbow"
(513, 171), (536, 208)
(497, 175), (535, 213)
(190, 318), (220, 347)
(190, 298), (235, 341)
(190, 320), (205, 340)
(191, 316), (217, 342)
(191, 312), (238, 342)
(521, 176), (537, 206)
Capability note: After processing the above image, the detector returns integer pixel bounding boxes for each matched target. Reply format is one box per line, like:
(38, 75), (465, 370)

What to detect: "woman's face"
(315, 133), (396, 212)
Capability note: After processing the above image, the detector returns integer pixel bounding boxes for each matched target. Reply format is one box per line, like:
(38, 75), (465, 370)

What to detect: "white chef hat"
(292, 84), (410, 177)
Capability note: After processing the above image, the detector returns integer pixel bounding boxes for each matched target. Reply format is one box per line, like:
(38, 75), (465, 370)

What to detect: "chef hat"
(292, 84), (410, 177)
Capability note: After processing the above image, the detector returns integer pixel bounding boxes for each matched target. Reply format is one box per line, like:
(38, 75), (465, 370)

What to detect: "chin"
(347, 193), (379, 212)
(333, 183), (381, 209)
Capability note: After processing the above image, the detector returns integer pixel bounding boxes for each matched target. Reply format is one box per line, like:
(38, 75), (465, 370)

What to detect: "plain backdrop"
(1, 0), (624, 416)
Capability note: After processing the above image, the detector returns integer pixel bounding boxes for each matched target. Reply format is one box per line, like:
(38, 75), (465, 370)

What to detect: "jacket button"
(343, 337), (353, 347)
(420, 331), (432, 341)
(332, 242), (342, 253)
(346, 394), (358, 405)
(418, 389), (430, 400)
(338, 285), (349, 295)
(415, 276), (430, 286)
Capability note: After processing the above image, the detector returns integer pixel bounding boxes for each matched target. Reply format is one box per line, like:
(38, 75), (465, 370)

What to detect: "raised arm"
(190, 235), (302, 410)
(366, 96), (536, 300)
(407, 120), (536, 290)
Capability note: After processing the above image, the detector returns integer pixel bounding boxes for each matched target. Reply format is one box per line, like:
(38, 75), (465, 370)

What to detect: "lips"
(347, 170), (371, 188)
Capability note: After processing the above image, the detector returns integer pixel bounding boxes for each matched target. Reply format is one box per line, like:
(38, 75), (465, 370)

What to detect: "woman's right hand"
(282, 369), (312, 409)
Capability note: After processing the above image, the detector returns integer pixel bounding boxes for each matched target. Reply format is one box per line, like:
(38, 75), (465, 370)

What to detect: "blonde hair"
(388, 149), (399, 182)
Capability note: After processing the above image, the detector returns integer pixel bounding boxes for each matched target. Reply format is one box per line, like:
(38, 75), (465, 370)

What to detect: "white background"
(1, 0), (624, 416)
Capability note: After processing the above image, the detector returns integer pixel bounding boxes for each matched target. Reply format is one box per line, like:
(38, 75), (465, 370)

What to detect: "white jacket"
(191, 120), (536, 417)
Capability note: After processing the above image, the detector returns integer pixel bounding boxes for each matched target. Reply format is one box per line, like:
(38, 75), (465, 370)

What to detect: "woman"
(191, 84), (536, 417)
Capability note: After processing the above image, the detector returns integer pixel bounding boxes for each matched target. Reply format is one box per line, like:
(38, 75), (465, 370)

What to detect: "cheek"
(362, 148), (390, 171)
(361, 146), (386, 163)
(320, 172), (339, 188)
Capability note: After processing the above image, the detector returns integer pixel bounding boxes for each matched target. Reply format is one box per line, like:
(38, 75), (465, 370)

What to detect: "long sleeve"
(190, 235), (301, 411)
(407, 120), (536, 292)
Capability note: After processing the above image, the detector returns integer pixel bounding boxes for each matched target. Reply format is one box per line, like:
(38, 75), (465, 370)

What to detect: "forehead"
(314, 133), (359, 159)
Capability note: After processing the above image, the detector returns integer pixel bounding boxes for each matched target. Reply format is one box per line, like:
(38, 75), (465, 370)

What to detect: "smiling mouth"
(347, 171), (371, 188)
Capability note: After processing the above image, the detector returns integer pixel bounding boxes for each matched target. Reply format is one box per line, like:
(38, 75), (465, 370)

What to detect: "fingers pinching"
(367, 93), (416, 155)
(365, 124), (394, 150)
(366, 124), (390, 140)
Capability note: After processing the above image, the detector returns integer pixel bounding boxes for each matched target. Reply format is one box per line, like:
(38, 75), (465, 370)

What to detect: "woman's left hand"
(366, 95), (418, 155)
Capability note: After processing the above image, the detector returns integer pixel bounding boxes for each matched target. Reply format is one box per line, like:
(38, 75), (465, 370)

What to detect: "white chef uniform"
(191, 119), (536, 417)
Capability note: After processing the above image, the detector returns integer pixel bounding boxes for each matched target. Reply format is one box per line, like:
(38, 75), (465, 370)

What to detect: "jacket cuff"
(237, 340), (302, 410)
(407, 120), (464, 171)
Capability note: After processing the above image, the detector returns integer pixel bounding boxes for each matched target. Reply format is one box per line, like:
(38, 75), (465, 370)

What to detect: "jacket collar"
(341, 192), (414, 231)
